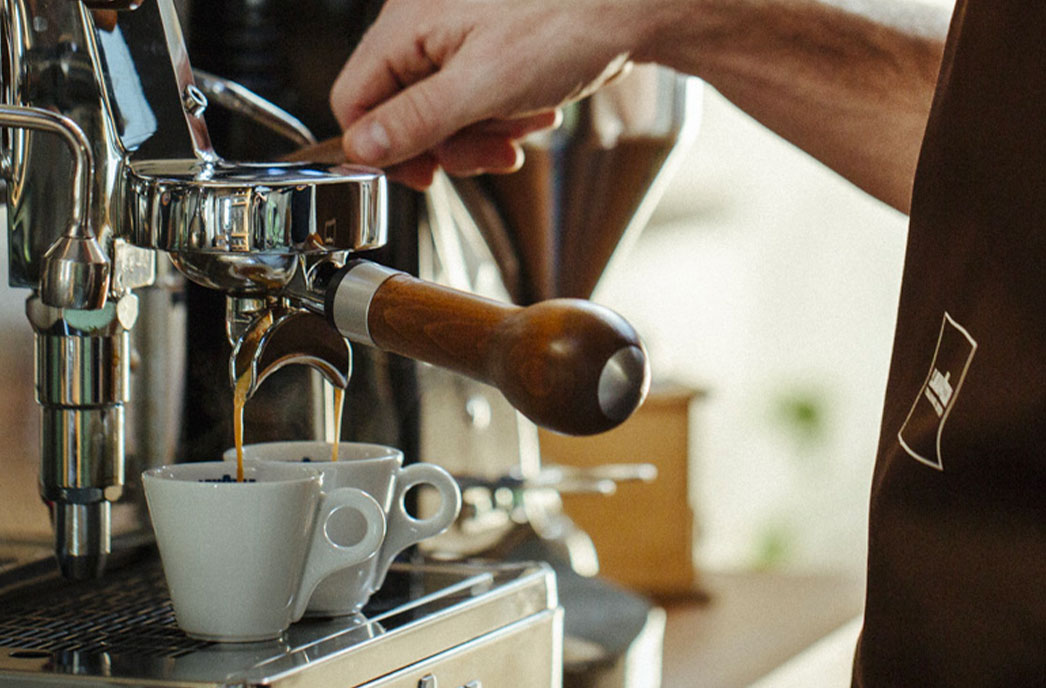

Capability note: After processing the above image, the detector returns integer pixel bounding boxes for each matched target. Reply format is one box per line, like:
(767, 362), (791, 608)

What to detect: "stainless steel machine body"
(0, 560), (562, 687)
(0, 2), (569, 685)
(0, 0), (693, 685)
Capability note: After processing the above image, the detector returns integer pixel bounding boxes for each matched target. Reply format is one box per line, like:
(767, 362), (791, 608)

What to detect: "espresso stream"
(329, 388), (345, 463)
(233, 373), (250, 482)
(232, 377), (346, 481)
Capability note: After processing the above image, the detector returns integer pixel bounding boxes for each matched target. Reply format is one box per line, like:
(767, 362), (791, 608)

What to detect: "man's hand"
(329, 0), (646, 189)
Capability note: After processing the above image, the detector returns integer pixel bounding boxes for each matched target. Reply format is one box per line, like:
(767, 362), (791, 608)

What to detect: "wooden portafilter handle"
(325, 261), (650, 436)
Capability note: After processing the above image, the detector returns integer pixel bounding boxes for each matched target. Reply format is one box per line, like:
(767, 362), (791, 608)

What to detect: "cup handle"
(294, 487), (386, 620)
(375, 464), (462, 585)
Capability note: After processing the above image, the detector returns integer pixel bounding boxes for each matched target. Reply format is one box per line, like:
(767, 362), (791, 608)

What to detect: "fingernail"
(346, 120), (391, 163)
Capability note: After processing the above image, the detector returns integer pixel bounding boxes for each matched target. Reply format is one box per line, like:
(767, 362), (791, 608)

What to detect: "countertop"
(658, 570), (865, 688)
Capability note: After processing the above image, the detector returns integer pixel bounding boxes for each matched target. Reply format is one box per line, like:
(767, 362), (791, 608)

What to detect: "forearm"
(637, 0), (952, 213)
(330, 0), (951, 204)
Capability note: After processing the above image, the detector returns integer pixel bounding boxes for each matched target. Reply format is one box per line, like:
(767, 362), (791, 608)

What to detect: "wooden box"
(538, 383), (704, 596)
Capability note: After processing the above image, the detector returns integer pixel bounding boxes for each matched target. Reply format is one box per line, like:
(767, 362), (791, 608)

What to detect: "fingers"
(461, 110), (563, 139)
(331, 4), (490, 168)
(328, 0), (565, 188)
(359, 134), (520, 189)
(329, 0), (574, 172)
(436, 135), (523, 177)
(434, 110), (561, 175)
(338, 109), (561, 187)
(385, 154), (440, 191)
(340, 67), (496, 168)
(329, 9), (449, 130)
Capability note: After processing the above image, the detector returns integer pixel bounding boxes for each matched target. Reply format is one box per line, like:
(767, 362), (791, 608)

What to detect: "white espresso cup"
(143, 461), (386, 641)
(225, 441), (462, 616)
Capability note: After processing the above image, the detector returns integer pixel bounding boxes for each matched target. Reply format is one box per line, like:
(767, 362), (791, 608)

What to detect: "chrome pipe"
(0, 106), (110, 310)
(0, 107), (92, 230)
(27, 293), (136, 580)
(52, 502), (112, 580)
(192, 69), (318, 148)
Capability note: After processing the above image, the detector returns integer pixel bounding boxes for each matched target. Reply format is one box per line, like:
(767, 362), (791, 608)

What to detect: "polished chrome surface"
(126, 158), (386, 293)
(0, 107), (92, 242)
(327, 260), (401, 346)
(597, 345), (651, 422)
(147, 0), (216, 161)
(81, 1), (146, 8)
(127, 260), (187, 473)
(39, 406), (125, 497)
(0, 559), (562, 688)
(0, 105), (109, 310)
(231, 304), (352, 399)
(193, 69), (317, 149)
(38, 235), (111, 312)
(34, 331), (127, 406)
(225, 295), (271, 344)
(2, 0), (124, 288)
(3, 0), (386, 290)
(51, 502), (111, 580)
(27, 294), (134, 579)
(2, 0), (197, 579)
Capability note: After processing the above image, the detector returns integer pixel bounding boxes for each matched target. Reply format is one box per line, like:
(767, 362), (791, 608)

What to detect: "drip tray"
(0, 555), (561, 687)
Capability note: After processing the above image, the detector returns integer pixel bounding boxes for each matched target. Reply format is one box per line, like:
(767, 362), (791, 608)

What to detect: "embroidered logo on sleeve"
(897, 312), (978, 471)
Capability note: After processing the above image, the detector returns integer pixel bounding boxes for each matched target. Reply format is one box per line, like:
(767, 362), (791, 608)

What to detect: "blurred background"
(592, 84), (908, 579)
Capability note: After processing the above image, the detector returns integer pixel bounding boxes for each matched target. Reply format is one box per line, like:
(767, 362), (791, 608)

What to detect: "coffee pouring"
(142, 460), (386, 641)
(0, 0), (391, 579)
(0, 0), (650, 583)
(225, 441), (462, 617)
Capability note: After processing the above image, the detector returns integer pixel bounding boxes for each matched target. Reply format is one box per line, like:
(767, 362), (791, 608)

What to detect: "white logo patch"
(897, 312), (978, 471)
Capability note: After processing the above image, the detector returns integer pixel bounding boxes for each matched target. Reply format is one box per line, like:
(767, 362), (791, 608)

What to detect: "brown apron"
(853, 0), (1046, 685)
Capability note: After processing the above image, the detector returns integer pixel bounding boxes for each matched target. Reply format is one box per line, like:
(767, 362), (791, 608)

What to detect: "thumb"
(342, 70), (492, 168)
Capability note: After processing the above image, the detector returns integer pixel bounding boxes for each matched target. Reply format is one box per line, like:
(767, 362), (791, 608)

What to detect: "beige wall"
(0, 217), (51, 541)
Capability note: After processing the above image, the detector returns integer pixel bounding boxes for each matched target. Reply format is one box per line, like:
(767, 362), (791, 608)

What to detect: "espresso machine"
(0, 0), (694, 685)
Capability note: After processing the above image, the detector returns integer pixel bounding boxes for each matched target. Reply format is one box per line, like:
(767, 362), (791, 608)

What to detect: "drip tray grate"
(0, 561), (210, 658)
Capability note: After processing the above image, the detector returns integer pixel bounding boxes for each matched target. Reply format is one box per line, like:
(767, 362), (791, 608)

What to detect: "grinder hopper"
(453, 65), (700, 305)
